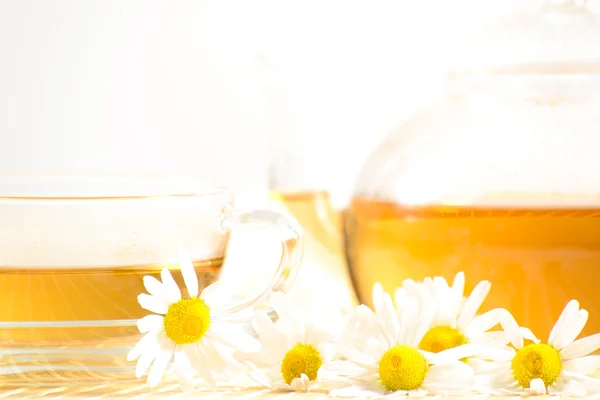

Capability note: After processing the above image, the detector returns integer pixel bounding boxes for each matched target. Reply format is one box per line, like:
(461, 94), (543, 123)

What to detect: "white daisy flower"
(321, 283), (511, 398)
(239, 291), (338, 392)
(400, 272), (518, 355)
(480, 299), (600, 397)
(127, 246), (260, 391)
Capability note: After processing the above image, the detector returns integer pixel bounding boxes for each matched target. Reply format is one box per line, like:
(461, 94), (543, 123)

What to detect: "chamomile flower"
(321, 283), (509, 397)
(239, 291), (337, 392)
(127, 246), (260, 391)
(400, 272), (515, 355)
(480, 300), (600, 397)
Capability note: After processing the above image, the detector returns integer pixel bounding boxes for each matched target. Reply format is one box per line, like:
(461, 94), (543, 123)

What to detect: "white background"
(0, 0), (534, 207)
(2, 0), (592, 317)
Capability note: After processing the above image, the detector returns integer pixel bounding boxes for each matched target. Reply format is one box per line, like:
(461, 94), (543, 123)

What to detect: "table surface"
(0, 385), (590, 399)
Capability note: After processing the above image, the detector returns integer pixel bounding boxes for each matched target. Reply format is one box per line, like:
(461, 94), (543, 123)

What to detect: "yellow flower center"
(163, 298), (210, 345)
(280, 343), (323, 385)
(419, 326), (468, 353)
(378, 345), (428, 392)
(512, 343), (561, 388)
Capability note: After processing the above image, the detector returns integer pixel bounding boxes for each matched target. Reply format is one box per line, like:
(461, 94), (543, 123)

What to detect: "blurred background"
(3, 0), (598, 320)
(0, 0), (531, 207)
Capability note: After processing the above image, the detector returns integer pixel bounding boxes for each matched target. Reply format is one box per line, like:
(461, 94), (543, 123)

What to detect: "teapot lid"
(449, 0), (600, 74)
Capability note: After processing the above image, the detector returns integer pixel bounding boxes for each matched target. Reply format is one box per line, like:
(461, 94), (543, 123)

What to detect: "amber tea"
(270, 190), (342, 252)
(0, 258), (222, 343)
(345, 196), (600, 338)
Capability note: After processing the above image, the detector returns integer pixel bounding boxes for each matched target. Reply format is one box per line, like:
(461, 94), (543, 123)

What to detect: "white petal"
(399, 280), (427, 309)
(412, 302), (435, 346)
(560, 333), (600, 360)
(306, 325), (335, 349)
(356, 305), (392, 347)
(199, 280), (224, 305)
(468, 358), (511, 375)
(433, 275), (450, 292)
(467, 308), (523, 349)
(481, 370), (518, 389)
(258, 343), (286, 368)
(549, 379), (587, 397)
(457, 280), (491, 330)
(128, 330), (161, 361)
(178, 245), (199, 298)
(361, 337), (388, 361)
(421, 382), (471, 396)
(448, 272), (465, 323)
(142, 276), (175, 305)
(431, 345), (475, 363)
(264, 363), (284, 381)
(432, 276), (454, 325)
(184, 344), (216, 390)
(422, 376), (473, 395)
(394, 287), (409, 315)
(321, 360), (376, 377)
(372, 283), (384, 314)
(173, 349), (194, 392)
(137, 314), (164, 334)
(549, 299), (579, 347)
(497, 309), (524, 350)
(208, 340), (236, 373)
(381, 292), (402, 344)
(400, 296), (419, 346)
(270, 291), (301, 335)
(210, 322), (261, 353)
(561, 372), (600, 394)
(420, 350), (439, 364)
(138, 293), (169, 315)
(337, 313), (359, 344)
(319, 377), (349, 392)
(252, 313), (290, 363)
(528, 378), (546, 395)
(472, 330), (510, 347)
(520, 327), (541, 344)
(160, 268), (182, 301)
(253, 312), (286, 342)
(136, 350), (158, 378)
(290, 374), (310, 392)
(563, 355), (600, 375)
(242, 360), (272, 388)
(426, 361), (474, 382)
(423, 277), (435, 293)
(464, 309), (501, 337)
(352, 335), (390, 359)
(337, 342), (379, 367)
(135, 333), (172, 379)
(554, 309), (589, 350)
(271, 380), (292, 390)
(436, 343), (514, 363)
(146, 346), (172, 387)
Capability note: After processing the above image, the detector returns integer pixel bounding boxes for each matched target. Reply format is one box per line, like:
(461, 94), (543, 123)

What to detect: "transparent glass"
(346, 1), (600, 339)
(0, 175), (303, 385)
(260, 55), (359, 314)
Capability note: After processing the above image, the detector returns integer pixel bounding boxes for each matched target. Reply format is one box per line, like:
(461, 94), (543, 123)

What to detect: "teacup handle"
(217, 206), (304, 314)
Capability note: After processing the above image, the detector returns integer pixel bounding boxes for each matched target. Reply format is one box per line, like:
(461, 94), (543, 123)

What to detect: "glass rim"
(0, 173), (232, 200)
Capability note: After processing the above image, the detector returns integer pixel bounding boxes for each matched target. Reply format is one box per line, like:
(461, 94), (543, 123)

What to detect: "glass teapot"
(345, 0), (600, 338)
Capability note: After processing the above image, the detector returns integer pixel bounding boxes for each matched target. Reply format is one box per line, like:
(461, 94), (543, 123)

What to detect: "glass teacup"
(0, 175), (303, 385)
